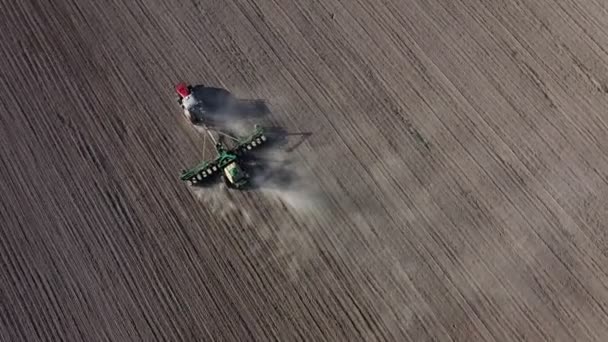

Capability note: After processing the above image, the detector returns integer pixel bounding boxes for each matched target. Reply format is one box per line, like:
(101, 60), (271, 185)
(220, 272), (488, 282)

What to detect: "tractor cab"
(175, 82), (191, 98)
(223, 161), (248, 188)
(175, 82), (194, 105)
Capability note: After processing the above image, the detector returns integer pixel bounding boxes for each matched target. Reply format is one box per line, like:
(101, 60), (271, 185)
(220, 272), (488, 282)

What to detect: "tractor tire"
(188, 113), (198, 124)
(222, 175), (235, 189)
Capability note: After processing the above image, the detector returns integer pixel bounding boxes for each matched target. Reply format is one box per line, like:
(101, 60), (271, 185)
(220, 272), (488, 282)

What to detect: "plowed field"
(2, 0), (608, 341)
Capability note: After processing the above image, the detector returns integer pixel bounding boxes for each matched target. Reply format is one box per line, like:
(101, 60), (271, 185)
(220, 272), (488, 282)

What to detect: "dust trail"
(249, 148), (325, 215)
(249, 147), (325, 282)
(220, 118), (253, 139)
(190, 183), (253, 225)
(182, 109), (194, 124)
(190, 113), (254, 145)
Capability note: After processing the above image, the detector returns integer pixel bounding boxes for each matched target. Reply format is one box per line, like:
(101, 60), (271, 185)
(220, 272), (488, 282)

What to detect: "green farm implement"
(180, 125), (267, 189)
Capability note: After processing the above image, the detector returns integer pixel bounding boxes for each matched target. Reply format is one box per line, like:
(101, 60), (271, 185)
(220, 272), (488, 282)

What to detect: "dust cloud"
(191, 183), (253, 225)
(186, 140), (322, 220)
(249, 148), (324, 214)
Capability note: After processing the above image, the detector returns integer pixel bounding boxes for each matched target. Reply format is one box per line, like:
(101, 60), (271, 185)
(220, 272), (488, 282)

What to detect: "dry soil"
(2, 0), (608, 341)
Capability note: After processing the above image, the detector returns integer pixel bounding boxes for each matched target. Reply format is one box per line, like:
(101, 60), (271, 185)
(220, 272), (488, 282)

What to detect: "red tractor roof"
(175, 82), (190, 98)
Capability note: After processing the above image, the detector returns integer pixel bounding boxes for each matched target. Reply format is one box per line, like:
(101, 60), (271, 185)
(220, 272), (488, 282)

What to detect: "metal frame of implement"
(179, 124), (267, 187)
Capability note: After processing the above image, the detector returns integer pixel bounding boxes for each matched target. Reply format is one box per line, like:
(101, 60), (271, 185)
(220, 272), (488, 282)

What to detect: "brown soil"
(2, 0), (608, 341)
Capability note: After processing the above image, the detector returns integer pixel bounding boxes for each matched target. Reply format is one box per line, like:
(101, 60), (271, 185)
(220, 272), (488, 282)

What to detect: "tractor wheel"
(222, 176), (234, 189)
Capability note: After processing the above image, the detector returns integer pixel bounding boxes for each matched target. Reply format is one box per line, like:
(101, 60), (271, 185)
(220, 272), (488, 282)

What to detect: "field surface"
(2, 0), (608, 341)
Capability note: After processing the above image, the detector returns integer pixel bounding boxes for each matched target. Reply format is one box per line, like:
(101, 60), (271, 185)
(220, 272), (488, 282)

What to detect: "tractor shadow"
(189, 84), (270, 128)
